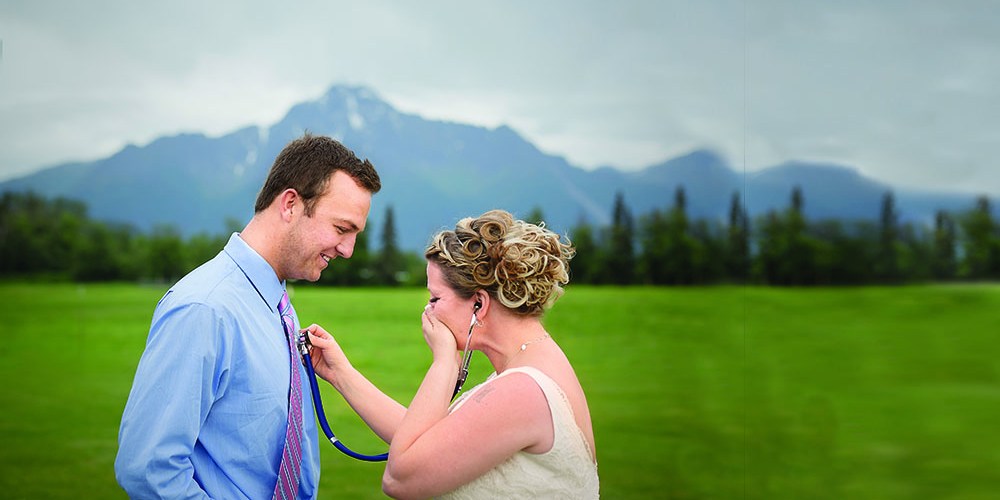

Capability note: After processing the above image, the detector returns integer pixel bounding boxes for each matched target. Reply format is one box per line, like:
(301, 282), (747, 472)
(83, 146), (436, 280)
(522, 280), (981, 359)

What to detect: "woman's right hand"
(302, 323), (352, 384)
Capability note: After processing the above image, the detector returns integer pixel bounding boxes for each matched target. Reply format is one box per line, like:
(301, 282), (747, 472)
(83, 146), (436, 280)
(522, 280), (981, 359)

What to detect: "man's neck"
(240, 215), (283, 281)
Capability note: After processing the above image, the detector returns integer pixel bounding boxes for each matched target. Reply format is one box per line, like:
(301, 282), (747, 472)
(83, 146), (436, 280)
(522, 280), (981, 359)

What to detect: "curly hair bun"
(426, 209), (575, 316)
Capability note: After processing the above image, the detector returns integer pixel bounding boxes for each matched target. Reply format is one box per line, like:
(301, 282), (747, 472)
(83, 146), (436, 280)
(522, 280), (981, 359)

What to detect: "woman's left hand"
(421, 305), (459, 363)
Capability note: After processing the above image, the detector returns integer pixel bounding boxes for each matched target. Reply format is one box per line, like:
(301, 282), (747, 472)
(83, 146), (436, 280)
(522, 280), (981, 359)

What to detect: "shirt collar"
(223, 233), (285, 311)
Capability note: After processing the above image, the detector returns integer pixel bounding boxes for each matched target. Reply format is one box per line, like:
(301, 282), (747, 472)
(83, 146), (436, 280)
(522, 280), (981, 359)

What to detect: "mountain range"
(0, 85), (984, 251)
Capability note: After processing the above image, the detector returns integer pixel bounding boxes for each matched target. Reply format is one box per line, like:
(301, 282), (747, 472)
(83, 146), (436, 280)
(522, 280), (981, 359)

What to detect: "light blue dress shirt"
(115, 234), (320, 499)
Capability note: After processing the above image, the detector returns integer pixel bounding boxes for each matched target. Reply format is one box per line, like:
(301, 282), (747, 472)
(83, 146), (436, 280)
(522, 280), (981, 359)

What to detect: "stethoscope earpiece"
(455, 302), (481, 399)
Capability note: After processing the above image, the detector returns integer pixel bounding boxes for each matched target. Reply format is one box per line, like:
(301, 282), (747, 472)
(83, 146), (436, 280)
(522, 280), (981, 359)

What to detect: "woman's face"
(426, 261), (478, 349)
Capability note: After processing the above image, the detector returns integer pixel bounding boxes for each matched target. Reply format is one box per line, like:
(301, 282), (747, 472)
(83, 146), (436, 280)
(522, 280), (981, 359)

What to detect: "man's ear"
(278, 188), (299, 220)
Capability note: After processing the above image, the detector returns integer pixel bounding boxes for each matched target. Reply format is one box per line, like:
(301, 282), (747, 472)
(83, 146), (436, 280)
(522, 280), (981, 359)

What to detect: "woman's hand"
(421, 305), (459, 363)
(301, 323), (352, 384)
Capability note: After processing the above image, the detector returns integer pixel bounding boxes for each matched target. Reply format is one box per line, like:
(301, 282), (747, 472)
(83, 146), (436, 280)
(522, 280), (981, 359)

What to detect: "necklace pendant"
(519, 343), (528, 351)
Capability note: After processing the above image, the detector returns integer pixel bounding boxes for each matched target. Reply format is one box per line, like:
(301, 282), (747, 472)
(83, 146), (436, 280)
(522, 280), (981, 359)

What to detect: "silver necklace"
(517, 333), (551, 352)
(501, 333), (551, 371)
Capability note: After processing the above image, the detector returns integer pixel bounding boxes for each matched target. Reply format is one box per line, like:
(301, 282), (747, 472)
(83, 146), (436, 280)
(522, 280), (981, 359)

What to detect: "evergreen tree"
(525, 206), (546, 227)
(639, 208), (668, 284)
(185, 232), (229, 273)
(73, 221), (141, 281)
(0, 192), (41, 274)
(0, 192), (86, 276)
(51, 200), (87, 276)
(375, 205), (405, 286)
(876, 191), (901, 283)
(960, 196), (1000, 279)
(147, 225), (186, 282)
(689, 219), (725, 284)
(897, 222), (932, 282)
(663, 186), (697, 284)
(603, 192), (635, 284)
(726, 191), (750, 282)
(931, 210), (957, 280)
(810, 220), (875, 285)
(755, 211), (785, 285)
(785, 186), (811, 284)
(569, 217), (600, 284)
(791, 185), (804, 215)
(756, 187), (820, 285)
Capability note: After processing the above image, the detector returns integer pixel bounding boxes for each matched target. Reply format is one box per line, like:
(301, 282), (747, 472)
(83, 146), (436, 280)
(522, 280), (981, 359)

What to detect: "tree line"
(567, 187), (999, 285)
(2, 189), (998, 286)
(0, 192), (415, 286)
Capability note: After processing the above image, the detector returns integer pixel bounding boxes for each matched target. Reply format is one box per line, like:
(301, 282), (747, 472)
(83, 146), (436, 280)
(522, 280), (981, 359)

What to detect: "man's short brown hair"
(254, 134), (381, 215)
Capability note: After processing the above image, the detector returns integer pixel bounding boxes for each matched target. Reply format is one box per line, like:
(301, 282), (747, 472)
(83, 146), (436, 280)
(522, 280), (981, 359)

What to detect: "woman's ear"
(474, 292), (490, 318)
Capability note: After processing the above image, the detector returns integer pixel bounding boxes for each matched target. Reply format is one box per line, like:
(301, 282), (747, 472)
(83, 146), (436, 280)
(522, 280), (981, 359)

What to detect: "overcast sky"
(1, 0), (997, 195)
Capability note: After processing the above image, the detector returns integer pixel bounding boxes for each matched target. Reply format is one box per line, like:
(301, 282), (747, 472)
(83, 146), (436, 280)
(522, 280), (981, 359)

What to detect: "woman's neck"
(477, 311), (549, 372)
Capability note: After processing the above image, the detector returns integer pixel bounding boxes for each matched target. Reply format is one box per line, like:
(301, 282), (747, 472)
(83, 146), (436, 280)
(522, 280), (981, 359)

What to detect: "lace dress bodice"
(438, 366), (599, 499)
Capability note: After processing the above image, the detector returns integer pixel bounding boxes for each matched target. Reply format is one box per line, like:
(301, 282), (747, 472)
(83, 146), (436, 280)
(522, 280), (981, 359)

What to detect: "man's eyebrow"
(334, 218), (361, 232)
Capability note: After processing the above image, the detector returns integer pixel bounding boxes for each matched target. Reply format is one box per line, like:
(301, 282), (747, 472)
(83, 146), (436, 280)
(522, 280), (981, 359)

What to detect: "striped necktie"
(273, 291), (304, 500)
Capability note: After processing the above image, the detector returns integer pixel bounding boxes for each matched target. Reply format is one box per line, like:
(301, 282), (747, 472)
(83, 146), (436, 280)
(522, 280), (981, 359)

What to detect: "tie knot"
(278, 291), (291, 316)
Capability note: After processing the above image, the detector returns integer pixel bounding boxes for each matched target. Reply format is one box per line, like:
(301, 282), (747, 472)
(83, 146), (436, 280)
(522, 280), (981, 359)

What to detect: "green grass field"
(1, 283), (997, 498)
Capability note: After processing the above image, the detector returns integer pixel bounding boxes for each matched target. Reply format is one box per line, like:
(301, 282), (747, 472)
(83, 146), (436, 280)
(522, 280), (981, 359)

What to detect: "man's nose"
(336, 234), (357, 259)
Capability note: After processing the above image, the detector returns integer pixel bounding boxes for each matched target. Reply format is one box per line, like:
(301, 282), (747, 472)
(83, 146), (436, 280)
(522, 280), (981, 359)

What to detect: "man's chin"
(309, 259), (330, 282)
(293, 269), (324, 283)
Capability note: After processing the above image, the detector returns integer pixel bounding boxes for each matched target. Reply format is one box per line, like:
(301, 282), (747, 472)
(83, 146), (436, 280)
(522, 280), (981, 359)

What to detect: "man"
(115, 134), (381, 499)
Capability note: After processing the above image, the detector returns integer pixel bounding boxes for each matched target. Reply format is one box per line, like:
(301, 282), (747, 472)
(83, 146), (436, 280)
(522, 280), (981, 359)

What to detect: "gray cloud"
(0, 0), (997, 195)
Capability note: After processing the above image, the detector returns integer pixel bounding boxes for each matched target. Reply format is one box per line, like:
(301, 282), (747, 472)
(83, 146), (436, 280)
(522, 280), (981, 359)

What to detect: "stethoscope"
(295, 302), (481, 462)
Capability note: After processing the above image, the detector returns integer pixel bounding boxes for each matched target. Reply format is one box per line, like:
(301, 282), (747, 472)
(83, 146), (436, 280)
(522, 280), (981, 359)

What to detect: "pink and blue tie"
(273, 291), (303, 500)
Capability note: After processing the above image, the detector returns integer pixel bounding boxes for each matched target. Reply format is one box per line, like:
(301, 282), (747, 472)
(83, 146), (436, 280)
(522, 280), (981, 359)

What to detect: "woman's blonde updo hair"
(425, 209), (575, 316)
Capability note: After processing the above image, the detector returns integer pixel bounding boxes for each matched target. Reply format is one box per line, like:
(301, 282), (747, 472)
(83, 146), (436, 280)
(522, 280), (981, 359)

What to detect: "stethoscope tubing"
(297, 308), (476, 463)
(301, 347), (389, 462)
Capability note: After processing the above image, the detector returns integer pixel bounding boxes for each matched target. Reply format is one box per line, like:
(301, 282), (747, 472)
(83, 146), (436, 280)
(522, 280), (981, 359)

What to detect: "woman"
(304, 209), (599, 499)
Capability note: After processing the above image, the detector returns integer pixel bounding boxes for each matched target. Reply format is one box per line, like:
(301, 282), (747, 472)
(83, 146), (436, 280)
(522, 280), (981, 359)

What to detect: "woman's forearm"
(325, 365), (407, 444)
(385, 357), (457, 477)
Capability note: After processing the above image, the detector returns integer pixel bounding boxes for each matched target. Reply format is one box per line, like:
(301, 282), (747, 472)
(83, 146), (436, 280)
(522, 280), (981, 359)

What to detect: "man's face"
(282, 170), (372, 282)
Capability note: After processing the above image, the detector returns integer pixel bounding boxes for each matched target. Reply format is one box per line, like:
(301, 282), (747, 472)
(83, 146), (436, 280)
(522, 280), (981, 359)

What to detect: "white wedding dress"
(438, 366), (599, 499)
